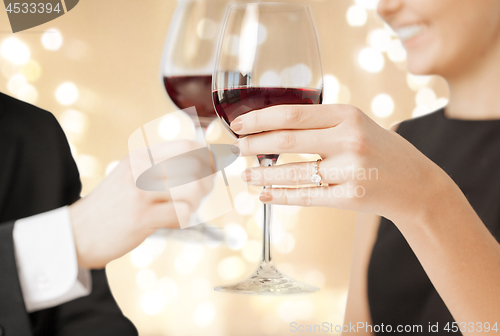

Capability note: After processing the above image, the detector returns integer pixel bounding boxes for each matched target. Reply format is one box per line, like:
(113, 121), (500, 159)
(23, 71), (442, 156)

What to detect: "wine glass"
(161, 0), (230, 133)
(159, 0), (231, 242)
(212, 3), (323, 294)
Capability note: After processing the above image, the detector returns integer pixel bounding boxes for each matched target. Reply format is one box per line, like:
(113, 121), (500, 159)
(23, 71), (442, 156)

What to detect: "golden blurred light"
(224, 223), (248, 250)
(274, 233), (295, 254)
(130, 244), (154, 268)
(7, 73), (27, 94)
(271, 221), (286, 244)
(55, 82), (79, 105)
(297, 300), (315, 320)
(304, 270), (325, 289)
(358, 48), (384, 73)
(259, 70), (280, 87)
(368, 28), (391, 52)
(183, 244), (204, 263)
(158, 114), (181, 140)
(280, 64), (312, 87)
(322, 74), (340, 104)
(433, 97), (449, 110)
(65, 39), (88, 60)
(338, 84), (352, 104)
(246, 218), (262, 238)
(224, 35), (240, 56)
(41, 28), (63, 51)
(275, 205), (301, 216)
(346, 5), (367, 27)
(190, 278), (212, 300)
(206, 120), (222, 141)
(384, 22), (398, 37)
(105, 160), (120, 175)
(355, 0), (379, 10)
(412, 106), (431, 118)
(225, 157), (248, 176)
(175, 245), (203, 275)
(21, 60), (42, 82)
(77, 154), (100, 177)
(254, 205), (264, 228)
(406, 73), (432, 91)
(261, 314), (280, 335)
(416, 87), (436, 109)
(196, 18), (218, 40)
(136, 269), (158, 291)
(157, 277), (180, 304)
(0, 37), (30, 65)
(16, 83), (38, 104)
(413, 96), (448, 118)
(217, 256), (246, 280)
(68, 142), (78, 158)
(59, 109), (88, 135)
(193, 302), (216, 328)
(387, 39), (407, 63)
(1, 62), (21, 79)
(278, 263), (297, 278)
(235, 191), (255, 215)
(371, 93), (395, 118)
(242, 240), (261, 263)
(257, 23), (268, 45)
(278, 300), (314, 323)
(140, 290), (166, 315)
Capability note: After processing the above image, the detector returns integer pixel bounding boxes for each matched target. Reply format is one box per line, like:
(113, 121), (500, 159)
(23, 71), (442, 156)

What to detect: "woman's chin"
(406, 56), (438, 76)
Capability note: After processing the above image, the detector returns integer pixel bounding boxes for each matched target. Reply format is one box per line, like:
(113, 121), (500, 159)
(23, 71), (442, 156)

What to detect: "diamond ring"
(310, 159), (323, 186)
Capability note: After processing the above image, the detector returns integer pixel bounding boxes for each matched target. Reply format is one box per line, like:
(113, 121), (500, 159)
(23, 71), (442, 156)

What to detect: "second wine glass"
(213, 2), (324, 294)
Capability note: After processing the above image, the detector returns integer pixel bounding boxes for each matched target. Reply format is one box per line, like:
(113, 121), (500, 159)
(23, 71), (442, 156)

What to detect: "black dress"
(367, 108), (500, 335)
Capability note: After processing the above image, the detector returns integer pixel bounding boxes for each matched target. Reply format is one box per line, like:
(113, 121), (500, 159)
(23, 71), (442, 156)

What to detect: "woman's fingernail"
(259, 191), (272, 202)
(241, 169), (252, 182)
(231, 120), (242, 132)
(231, 143), (240, 155)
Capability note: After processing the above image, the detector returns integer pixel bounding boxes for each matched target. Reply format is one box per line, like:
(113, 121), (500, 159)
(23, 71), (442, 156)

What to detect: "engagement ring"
(310, 159), (323, 186)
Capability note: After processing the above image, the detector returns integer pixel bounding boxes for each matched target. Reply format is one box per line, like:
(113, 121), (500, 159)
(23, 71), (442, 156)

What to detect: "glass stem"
(258, 156), (276, 264)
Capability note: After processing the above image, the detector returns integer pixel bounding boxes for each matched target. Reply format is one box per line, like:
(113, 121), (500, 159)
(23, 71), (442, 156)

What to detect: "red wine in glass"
(213, 87), (323, 161)
(164, 75), (217, 128)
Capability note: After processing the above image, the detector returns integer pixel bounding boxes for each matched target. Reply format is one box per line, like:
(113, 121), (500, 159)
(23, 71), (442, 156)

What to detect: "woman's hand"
(69, 140), (213, 269)
(231, 104), (452, 222)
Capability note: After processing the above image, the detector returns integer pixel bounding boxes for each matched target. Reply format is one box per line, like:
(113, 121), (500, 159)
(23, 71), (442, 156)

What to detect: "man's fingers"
(229, 104), (355, 135)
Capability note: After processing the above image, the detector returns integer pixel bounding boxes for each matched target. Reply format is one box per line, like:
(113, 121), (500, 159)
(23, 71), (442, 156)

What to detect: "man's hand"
(69, 140), (213, 269)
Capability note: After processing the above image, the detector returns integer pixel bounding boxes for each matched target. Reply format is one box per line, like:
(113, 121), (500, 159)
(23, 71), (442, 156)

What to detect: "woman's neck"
(445, 42), (500, 120)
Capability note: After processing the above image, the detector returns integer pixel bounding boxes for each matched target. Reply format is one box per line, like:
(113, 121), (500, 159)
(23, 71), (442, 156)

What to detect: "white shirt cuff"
(13, 206), (92, 313)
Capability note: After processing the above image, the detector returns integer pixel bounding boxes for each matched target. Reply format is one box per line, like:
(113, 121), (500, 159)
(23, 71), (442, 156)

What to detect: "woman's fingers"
(258, 185), (359, 209)
(242, 158), (356, 186)
(235, 128), (337, 156)
(229, 104), (355, 135)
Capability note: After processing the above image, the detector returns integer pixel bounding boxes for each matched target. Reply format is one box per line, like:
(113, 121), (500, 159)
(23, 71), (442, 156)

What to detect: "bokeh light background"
(0, 0), (449, 335)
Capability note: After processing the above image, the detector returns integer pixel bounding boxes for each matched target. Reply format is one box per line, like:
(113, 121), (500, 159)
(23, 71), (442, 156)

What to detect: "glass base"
(214, 262), (319, 295)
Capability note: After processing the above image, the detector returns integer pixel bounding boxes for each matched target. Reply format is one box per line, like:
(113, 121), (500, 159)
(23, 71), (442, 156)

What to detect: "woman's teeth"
(396, 24), (426, 42)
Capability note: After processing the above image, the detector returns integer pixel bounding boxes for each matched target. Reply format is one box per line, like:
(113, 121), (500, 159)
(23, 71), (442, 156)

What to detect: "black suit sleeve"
(0, 92), (137, 335)
(0, 221), (34, 335)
